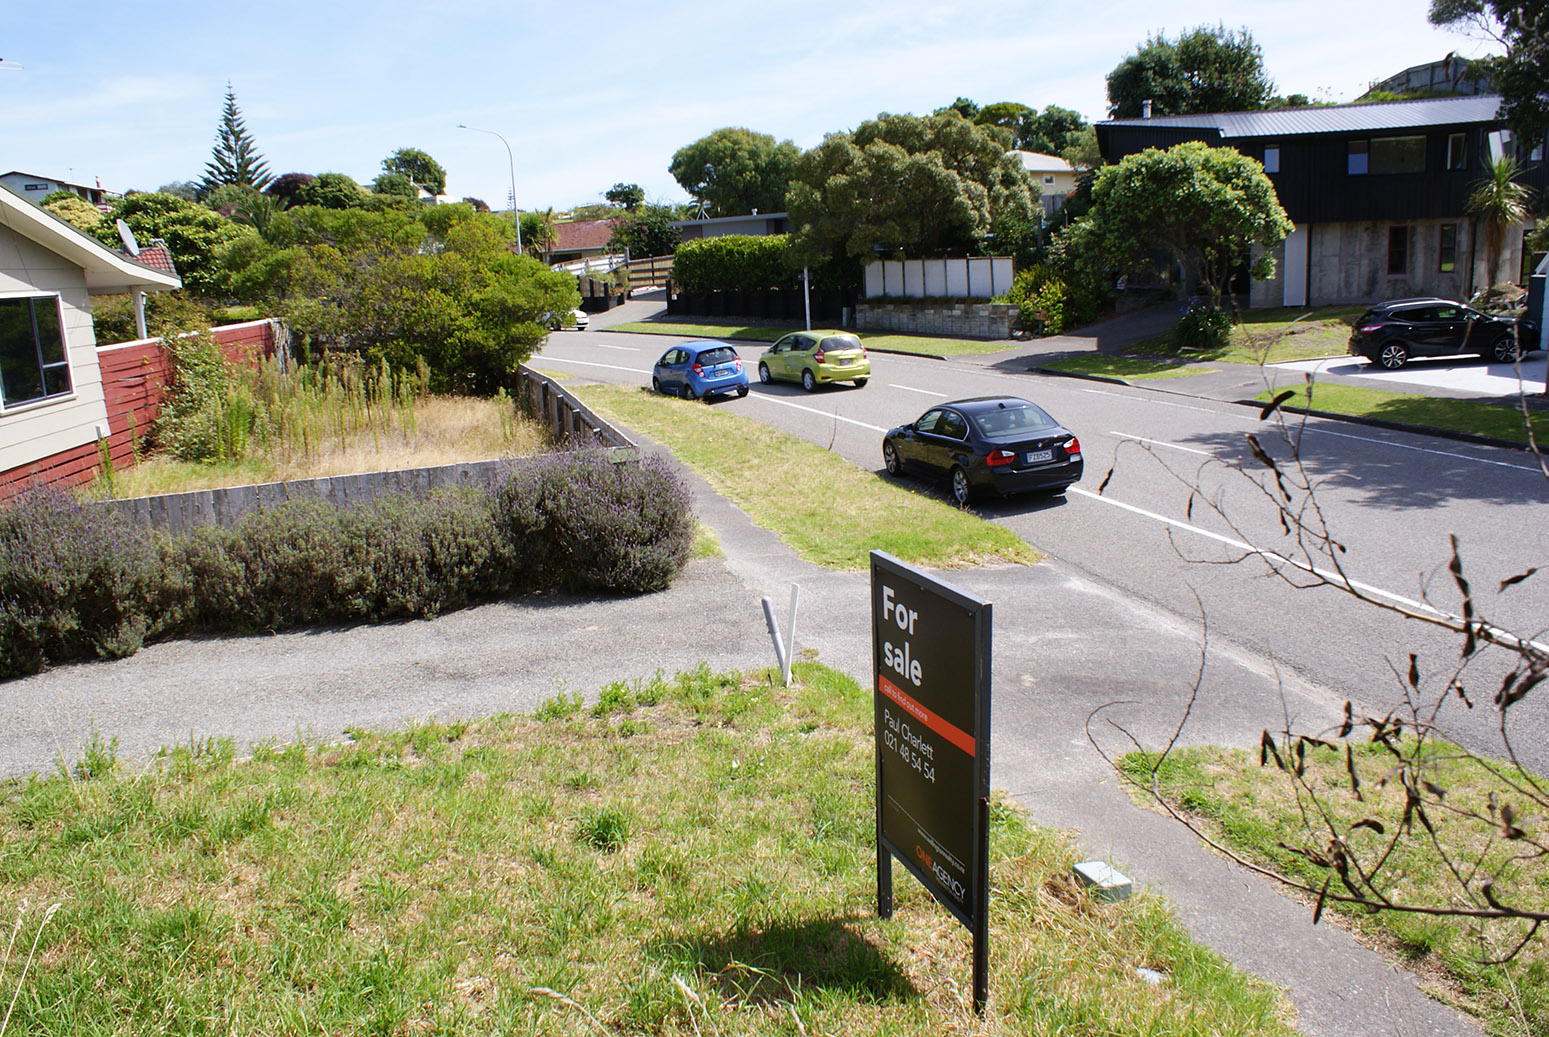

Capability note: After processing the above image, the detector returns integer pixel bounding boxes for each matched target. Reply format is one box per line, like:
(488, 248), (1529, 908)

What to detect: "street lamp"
(457, 123), (522, 254)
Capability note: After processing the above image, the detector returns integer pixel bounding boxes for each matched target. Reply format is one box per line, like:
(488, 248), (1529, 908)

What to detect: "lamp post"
(457, 123), (522, 254)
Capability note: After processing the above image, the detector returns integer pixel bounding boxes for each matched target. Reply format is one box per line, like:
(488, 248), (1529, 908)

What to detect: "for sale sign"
(871, 551), (992, 1011)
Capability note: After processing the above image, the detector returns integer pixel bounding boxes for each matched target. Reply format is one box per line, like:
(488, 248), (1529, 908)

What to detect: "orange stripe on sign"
(878, 675), (976, 757)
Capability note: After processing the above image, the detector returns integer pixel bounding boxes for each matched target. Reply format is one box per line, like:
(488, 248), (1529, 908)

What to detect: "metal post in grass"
(760, 584), (800, 686)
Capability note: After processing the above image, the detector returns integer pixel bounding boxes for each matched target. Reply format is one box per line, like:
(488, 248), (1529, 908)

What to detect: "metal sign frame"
(870, 550), (993, 1012)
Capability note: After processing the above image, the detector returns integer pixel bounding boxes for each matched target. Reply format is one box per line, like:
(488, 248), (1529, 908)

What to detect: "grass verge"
(1120, 741), (1548, 1037)
(1125, 306), (1365, 366)
(2, 663), (1298, 1035)
(1040, 355), (1220, 380)
(608, 322), (1014, 357)
(1255, 383), (1545, 444)
(574, 384), (1039, 570)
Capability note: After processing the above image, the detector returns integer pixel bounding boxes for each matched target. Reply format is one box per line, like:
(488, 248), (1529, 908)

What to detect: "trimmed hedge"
(0, 453), (695, 678)
(670, 234), (798, 293)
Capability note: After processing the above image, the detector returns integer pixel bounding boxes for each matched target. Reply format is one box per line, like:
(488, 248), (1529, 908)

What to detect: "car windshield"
(697, 347), (737, 365)
(970, 404), (1057, 437)
(821, 334), (863, 352)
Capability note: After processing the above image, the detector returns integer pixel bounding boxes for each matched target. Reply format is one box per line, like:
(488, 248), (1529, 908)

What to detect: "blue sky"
(4, 1), (1500, 213)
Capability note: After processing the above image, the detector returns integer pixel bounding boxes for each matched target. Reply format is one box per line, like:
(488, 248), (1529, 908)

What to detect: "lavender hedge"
(0, 453), (694, 677)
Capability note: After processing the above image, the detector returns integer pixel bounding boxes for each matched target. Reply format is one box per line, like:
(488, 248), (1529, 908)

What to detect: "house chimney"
(1142, 99), (1153, 119)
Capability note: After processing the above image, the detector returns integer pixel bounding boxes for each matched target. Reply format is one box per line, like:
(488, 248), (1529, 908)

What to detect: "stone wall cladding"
(855, 302), (1018, 340)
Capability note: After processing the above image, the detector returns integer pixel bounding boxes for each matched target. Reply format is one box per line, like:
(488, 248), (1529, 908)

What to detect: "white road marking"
(1301, 426), (1541, 472)
(533, 356), (649, 375)
(597, 344), (638, 352)
(1080, 387), (1243, 417)
(1110, 432), (1213, 456)
(745, 393), (889, 432)
(891, 384), (948, 397)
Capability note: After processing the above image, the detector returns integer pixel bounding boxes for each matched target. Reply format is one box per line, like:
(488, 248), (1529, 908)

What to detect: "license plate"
(1025, 449), (1053, 464)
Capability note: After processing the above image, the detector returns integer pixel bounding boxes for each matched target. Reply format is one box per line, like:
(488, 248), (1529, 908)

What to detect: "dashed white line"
(891, 384), (948, 397)
(596, 344), (639, 352)
(745, 393), (889, 432)
(1080, 387), (1243, 417)
(532, 356), (649, 375)
(1301, 426), (1541, 472)
(1110, 432), (1212, 456)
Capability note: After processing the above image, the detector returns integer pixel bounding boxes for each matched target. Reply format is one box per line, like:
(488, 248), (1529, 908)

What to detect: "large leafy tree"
(669, 128), (800, 217)
(973, 102), (1090, 155)
(41, 191), (105, 234)
(1430, 1), (1549, 136)
(785, 111), (1038, 270)
(98, 193), (253, 297)
(1075, 141), (1291, 307)
(199, 86), (271, 197)
(605, 182), (644, 210)
(1106, 25), (1275, 117)
(381, 147), (447, 197)
(608, 204), (681, 258)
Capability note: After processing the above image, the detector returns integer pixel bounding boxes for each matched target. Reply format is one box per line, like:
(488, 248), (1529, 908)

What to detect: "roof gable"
(552, 219), (615, 252)
(0, 184), (181, 293)
(1099, 94), (1505, 140)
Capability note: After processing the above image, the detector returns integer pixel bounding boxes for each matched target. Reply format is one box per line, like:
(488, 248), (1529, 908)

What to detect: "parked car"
(757, 330), (870, 391)
(542, 308), (589, 331)
(652, 341), (749, 400)
(882, 396), (1083, 505)
(1347, 297), (1534, 369)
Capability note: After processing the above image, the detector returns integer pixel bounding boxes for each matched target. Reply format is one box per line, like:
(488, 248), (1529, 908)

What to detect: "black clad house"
(1096, 95), (1546, 308)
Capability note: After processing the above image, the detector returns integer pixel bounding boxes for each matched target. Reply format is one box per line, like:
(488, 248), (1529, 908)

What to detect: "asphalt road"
(533, 329), (1549, 775)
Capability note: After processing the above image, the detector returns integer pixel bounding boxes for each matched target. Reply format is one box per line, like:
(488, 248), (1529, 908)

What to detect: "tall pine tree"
(199, 86), (271, 197)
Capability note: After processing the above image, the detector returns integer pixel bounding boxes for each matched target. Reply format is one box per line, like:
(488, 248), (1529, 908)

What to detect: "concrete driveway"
(1272, 351), (1548, 396)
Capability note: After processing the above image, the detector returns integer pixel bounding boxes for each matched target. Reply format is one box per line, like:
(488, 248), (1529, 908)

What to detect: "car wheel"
(652, 376), (662, 394)
(801, 369), (817, 392)
(758, 362), (772, 384)
(1491, 336), (1522, 363)
(736, 385), (749, 398)
(682, 383), (699, 401)
(950, 466), (973, 506)
(883, 441), (902, 476)
(1377, 343), (1408, 369)
(854, 377), (869, 387)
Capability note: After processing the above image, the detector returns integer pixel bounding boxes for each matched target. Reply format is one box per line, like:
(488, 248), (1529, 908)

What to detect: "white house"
(0, 183), (180, 485)
(0, 170), (117, 209)
(1010, 152), (1079, 215)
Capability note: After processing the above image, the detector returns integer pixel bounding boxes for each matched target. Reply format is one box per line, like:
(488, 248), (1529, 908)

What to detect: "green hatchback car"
(757, 330), (870, 391)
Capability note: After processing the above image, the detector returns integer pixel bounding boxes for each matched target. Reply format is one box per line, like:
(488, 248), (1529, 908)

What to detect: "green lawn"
(1257, 383), (1545, 444)
(1122, 739), (1548, 1037)
(574, 384), (1038, 570)
(1, 663), (1299, 1035)
(607, 321), (1014, 357)
(1125, 306), (1365, 366)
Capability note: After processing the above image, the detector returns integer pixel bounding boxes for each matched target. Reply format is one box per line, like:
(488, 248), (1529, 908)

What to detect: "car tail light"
(813, 348), (825, 363)
(692, 363), (704, 376)
(734, 357), (743, 371)
(861, 345), (869, 358)
(987, 450), (1015, 467)
(1065, 437), (1081, 457)
(1358, 323), (1384, 334)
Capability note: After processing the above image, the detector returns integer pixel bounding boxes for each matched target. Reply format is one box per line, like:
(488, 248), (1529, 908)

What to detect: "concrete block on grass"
(1074, 860), (1133, 902)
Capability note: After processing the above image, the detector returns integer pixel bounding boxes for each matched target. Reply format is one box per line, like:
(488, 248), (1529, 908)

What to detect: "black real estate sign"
(870, 550), (992, 1012)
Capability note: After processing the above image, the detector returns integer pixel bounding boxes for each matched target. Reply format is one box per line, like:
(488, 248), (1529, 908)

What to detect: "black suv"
(1347, 297), (1535, 369)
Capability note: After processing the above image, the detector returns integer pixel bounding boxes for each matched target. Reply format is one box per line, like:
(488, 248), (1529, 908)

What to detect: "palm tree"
(1467, 154), (1534, 287)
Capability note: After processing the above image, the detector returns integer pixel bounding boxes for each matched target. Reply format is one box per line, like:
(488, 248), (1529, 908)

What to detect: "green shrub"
(1175, 306), (1235, 350)
(0, 488), (165, 677)
(1005, 265), (1097, 334)
(670, 234), (796, 292)
(153, 330), (269, 463)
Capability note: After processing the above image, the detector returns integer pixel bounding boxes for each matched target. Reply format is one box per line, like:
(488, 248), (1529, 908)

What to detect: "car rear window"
(697, 347), (737, 365)
(971, 404), (1057, 437)
(820, 334), (863, 352)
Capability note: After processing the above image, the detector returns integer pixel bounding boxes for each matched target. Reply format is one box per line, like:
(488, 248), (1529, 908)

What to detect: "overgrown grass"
(85, 396), (543, 499)
(607, 322), (1013, 357)
(0, 663), (1298, 1035)
(1256, 383), (1546, 444)
(574, 385), (1039, 570)
(1120, 741), (1549, 1036)
(1125, 307), (1365, 366)
(1040, 355), (1220, 380)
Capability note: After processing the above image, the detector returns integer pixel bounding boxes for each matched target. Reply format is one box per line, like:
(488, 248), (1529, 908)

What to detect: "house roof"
(551, 219), (615, 253)
(1099, 94), (1505, 140)
(670, 211), (788, 229)
(1011, 151), (1075, 174)
(0, 183), (181, 293)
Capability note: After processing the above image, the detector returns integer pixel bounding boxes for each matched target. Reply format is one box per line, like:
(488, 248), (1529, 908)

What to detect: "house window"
(1438, 224), (1457, 272)
(1263, 146), (1280, 173)
(1350, 136), (1426, 175)
(1043, 175), (1055, 185)
(1388, 226), (1410, 274)
(0, 296), (72, 409)
(1447, 133), (1466, 170)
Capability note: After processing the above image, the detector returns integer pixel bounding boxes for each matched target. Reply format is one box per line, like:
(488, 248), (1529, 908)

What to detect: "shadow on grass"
(648, 916), (918, 1005)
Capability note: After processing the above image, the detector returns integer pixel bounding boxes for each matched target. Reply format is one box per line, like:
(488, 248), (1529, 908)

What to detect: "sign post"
(870, 550), (992, 1013)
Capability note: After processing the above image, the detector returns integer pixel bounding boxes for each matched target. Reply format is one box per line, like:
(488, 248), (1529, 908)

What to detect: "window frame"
(1438, 224), (1458, 273)
(1262, 145), (1280, 174)
(1447, 133), (1466, 170)
(0, 293), (74, 413)
(1387, 226), (1410, 275)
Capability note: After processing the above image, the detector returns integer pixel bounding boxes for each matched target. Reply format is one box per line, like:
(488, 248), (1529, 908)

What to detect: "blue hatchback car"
(652, 341), (749, 400)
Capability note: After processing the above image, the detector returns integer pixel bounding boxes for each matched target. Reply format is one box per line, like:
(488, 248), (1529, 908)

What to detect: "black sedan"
(882, 396), (1083, 505)
(1347, 297), (1535, 369)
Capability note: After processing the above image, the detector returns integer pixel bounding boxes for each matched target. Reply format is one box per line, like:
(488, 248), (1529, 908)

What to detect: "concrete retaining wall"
(855, 301), (1019, 339)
